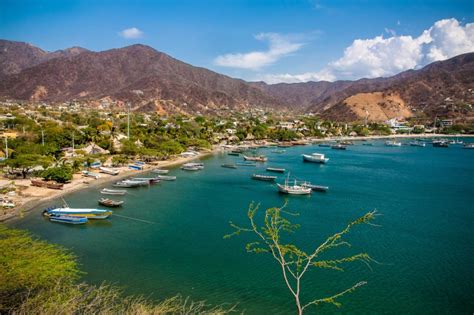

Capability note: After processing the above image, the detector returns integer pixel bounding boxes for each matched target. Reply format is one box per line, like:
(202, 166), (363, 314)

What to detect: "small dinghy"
(266, 167), (285, 173)
(151, 169), (169, 174)
(156, 175), (177, 181)
(221, 164), (237, 169)
(101, 188), (127, 195)
(98, 198), (124, 207)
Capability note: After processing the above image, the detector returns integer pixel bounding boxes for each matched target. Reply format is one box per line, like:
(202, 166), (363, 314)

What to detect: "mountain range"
(1, 39), (473, 122)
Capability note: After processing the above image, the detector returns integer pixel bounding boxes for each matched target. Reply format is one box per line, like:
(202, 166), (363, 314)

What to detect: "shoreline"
(2, 133), (472, 223)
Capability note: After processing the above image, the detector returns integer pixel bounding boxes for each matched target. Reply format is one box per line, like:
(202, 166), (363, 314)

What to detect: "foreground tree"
(225, 203), (378, 314)
(5, 154), (52, 178)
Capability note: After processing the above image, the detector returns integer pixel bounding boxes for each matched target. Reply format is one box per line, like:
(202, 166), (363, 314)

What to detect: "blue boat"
(128, 164), (143, 170)
(48, 214), (88, 225)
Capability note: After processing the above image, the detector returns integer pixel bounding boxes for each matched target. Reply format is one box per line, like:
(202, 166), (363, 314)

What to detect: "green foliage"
(112, 155), (130, 166)
(5, 154), (53, 178)
(42, 166), (73, 183)
(225, 203), (378, 314)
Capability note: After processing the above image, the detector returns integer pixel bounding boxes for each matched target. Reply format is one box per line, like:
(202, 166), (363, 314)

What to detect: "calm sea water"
(12, 139), (474, 314)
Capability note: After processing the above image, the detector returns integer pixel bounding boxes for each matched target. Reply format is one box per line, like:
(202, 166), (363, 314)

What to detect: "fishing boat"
(45, 207), (113, 219)
(252, 174), (277, 182)
(31, 179), (64, 190)
(301, 182), (329, 192)
(151, 168), (169, 174)
(113, 181), (139, 188)
(155, 175), (177, 181)
(385, 141), (402, 147)
(181, 162), (204, 171)
(318, 143), (332, 147)
(409, 141), (426, 147)
(331, 144), (347, 150)
(47, 214), (88, 225)
(266, 167), (285, 173)
(432, 140), (449, 148)
(271, 149), (286, 153)
(463, 143), (474, 149)
(243, 155), (268, 162)
(277, 176), (312, 195)
(302, 153), (329, 163)
(132, 177), (161, 184)
(98, 198), (124, 207)
(101, 188), (127, 195)
(82, 170), (101, 179)
(122, 179), (149, 186)
(99, 167), (120, 175)
(221, 164), (237, 169)
(236, 162), (257, 167)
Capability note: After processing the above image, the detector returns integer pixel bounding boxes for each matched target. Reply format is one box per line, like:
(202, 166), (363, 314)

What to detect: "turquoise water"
(12, 139), (474, 314)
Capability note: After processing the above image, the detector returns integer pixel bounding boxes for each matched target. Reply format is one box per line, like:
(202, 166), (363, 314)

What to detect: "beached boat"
(46, 207), (113, 219)
(385, 141), (402, 147)
(128, 164), (143, 170)
(82, 170), (101, 179)
(252, 174), (277, 182)
(409, 141), (426, 147)
(151, 168), (169, 174)
(101, 188), (127, 195)
(47, 214), (88, 225)
(432, 140), (449, 148)
(243, 155), (268, 162)
(463, 143), (474, 149)
(155, 175), (177, 181)
(302, 153), (329, 163)
(31, 179), (64, 190)
(266, 167), (285, 173)
(98, 198), (124, 207)
(99, 167), (120, 175)
(221, 164), (237, 169)
(331, 144), (347, 150)
(301, 182), (329, 192)
(277, 177), (312, 195)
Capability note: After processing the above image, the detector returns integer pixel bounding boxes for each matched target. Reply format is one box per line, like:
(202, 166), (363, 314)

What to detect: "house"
(81, 143), (110, 155)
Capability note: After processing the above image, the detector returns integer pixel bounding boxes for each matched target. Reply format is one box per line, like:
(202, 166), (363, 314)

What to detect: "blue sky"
(1, 0), (473, 83)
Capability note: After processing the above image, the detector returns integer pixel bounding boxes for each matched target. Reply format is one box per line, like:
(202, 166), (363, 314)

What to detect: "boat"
(45, 207), (113, 219)
(432, 140), (449, 148)
(122, 179), (149, 186)
(128, 164), (143, 170)
(243, 155), (268, 162)
(271, 149), (286, 153)
(301, 183), (329, 192)
(221, 164), (237, 169)
(331, 144), (347, 150)
(82, 170), (101, 179)
(409, 141), (426, 147)
(101, 188), (127, 195)
(99, 167), (120, 175)
(151, 168), (169, 174)
(277, 176), (312, 195)
(302, 153), (329, 163)
(236, 162), (257, 167)
(252, 174), (277, 182)
(98, 198), (124, 207)
(318, 143), (332, 147)
(227, 152), (240, 156)
(463, 143), (474, 149)
(385, 141), (402, 147)
(113, 181), (140, 188)
(266, 167), (285, 173)
(155, 175), (177, 181)
(181, 162), (204, 171)
(131, 177), (161, 184)
(362, 143), (373, 146)
(455, 138), (464, 145)
(31, 179), (64, 190)
(340, 140), (354, 145)
(47, 214), (88, 225)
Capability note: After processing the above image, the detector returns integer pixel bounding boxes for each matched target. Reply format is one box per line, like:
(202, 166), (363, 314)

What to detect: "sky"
(1, 0), (473, 83)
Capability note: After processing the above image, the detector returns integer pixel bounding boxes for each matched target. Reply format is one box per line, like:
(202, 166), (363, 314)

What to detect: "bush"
(42, 166), (73, 183)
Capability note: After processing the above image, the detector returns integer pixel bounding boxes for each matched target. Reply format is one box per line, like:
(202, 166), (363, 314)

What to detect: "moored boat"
(45, 207), (112, 219)
(301, 182), (329, 192)
(98, 198), (124, 207)
(122, 179), (149, 186)
(47, 214), (88, 225)
(155, 175), (177, 181)
(227, 152), (240, 156)
(277, 177), (312, 195)
(302, 153), (329, 163)
(409, 141), (426, 147)
(151, 168), (169, 174)
(432, 140), (449, 148)
(385, 141), (402, 147)
(252, 174), (277, 182)
(132, 177), (161, 184)
(266, 167), (285, 173)
(331, 144), (347, 150)
(101, 188), (127, 195)
(113, 181), (139, 188)
(221, 164), (237, 169)
(463, 143), (474, 149)
(271, 149), (286, 153)
(243, 155), (268, 162)
(181, 162), (204, 171)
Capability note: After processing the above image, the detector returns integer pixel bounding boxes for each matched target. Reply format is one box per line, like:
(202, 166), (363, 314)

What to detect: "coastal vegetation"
(0, 224), (235, 314)
(225, 203), (378, 314)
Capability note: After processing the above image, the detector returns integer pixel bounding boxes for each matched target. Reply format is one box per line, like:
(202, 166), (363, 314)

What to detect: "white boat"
(385, 141), (402, 147)
(99, 167), (120, 175)
(463, 143), (474, 149)
(132, 177), (161, 183)
(45, 207), (112, 219)
(113, 181), (139, 188)
(409, 141), (426, 147)
(156, 175), (176, 181)
(277, 176), (312, 195)
(151, 168), (169, 174)
(302, 153), (329, 163)
(82, 170), (101, 179)
(122, 179), (149, 186)
(243, 155), (268, 162)
(101, 188), (127, 195)
(181, 163), (204, 171)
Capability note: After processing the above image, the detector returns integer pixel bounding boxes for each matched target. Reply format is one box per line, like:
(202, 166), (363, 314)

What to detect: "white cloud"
(261, 18), (474, 83)
(214, 33), (304, 70)
(119, 27), (144, 39)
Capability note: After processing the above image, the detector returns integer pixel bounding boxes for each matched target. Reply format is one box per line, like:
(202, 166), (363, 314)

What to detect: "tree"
(225, 203), (378, 314)
(42, 166), (73, 183)
(5, 154), (52, 178)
